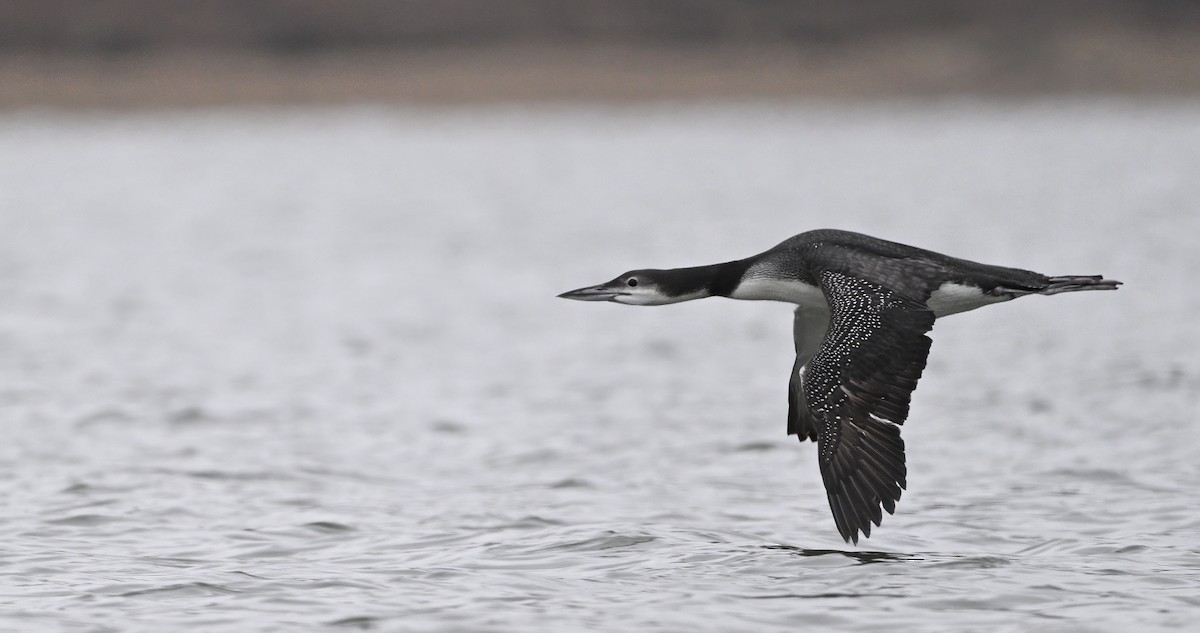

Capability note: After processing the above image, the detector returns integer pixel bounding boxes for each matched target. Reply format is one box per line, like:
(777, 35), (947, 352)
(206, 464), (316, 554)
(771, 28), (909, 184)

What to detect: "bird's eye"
(627, 278), (638, 287)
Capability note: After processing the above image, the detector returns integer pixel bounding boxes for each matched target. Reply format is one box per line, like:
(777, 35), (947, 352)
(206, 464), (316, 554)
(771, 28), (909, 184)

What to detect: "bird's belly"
(927, 282), (1010, 317)
(729, 276), (825, 304)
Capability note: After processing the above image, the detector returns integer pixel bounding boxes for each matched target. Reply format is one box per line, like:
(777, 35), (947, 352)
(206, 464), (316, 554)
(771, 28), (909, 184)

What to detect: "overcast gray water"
(1, 101), (1198, 632)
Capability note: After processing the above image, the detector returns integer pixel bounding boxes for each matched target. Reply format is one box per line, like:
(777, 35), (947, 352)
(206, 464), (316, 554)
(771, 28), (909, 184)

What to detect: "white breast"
(729, 272), (826, 305)
(927, 282), (1010, 317)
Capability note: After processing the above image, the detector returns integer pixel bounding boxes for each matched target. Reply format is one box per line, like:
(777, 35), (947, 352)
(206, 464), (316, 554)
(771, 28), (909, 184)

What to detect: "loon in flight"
(558, 229), (1120, 544)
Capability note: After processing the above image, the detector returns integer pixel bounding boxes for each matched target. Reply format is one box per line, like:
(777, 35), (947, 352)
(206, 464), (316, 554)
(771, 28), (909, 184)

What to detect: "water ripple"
(1, 102), (1198, 633)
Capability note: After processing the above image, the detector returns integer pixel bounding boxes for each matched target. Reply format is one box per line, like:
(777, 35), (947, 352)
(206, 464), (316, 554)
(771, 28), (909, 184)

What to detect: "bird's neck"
(664, 259), (753, 300)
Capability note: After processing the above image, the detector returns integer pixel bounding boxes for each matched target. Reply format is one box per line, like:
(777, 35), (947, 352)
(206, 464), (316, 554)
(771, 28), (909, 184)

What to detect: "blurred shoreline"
(5, 34), (1200, 110)
(5, 0), (1200, 109)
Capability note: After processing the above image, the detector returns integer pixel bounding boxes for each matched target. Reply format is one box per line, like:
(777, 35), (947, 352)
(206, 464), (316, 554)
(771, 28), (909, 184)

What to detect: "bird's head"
(557, 269), (710, 306)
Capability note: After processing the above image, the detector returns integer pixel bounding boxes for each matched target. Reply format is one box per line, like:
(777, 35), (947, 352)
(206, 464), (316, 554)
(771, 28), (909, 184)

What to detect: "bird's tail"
(1040, 275), (1122, 295)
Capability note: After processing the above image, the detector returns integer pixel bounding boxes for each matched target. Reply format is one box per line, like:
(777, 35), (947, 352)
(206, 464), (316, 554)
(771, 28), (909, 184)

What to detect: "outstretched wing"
(804, 271), (935, 544)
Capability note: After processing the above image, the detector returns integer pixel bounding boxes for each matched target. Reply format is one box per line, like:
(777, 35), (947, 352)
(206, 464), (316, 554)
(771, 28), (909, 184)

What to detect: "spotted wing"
(805, 271), (935, 544)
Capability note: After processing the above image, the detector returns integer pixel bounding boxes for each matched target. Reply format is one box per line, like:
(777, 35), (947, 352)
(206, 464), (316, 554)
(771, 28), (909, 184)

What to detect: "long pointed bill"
(557, 283), (627, 302)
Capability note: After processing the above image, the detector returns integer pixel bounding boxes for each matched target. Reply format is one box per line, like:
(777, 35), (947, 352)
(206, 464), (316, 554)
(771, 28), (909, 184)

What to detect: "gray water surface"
(1, 101), (1198, 631)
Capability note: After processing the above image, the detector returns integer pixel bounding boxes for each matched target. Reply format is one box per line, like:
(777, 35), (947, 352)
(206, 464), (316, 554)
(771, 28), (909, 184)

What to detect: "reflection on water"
(0, 101), (1198, 632)
(762, 544), (921, 564)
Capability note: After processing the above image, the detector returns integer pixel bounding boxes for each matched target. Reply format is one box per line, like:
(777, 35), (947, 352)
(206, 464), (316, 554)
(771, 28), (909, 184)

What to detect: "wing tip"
(825, 457), (905, 545)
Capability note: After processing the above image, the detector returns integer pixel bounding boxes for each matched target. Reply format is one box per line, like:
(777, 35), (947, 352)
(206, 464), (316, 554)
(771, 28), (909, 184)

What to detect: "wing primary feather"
(828, 491), (858, 544)
(851, 468), (885, 527)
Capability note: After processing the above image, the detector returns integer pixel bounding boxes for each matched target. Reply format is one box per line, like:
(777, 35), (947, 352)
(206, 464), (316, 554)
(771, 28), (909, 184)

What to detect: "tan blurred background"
(3, 0), (1199, 108)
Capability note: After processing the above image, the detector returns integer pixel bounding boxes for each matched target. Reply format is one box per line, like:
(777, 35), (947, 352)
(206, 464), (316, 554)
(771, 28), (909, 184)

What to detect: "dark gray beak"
(557, 282), (626, 302)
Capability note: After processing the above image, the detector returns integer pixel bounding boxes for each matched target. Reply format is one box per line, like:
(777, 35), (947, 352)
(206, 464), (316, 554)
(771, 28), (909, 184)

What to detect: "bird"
(557, 229), (1121, 544)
